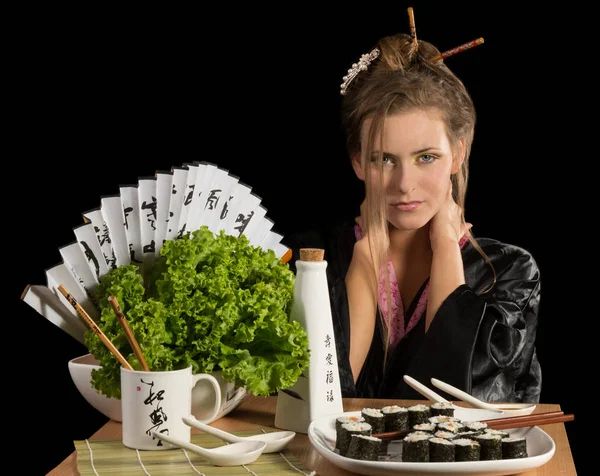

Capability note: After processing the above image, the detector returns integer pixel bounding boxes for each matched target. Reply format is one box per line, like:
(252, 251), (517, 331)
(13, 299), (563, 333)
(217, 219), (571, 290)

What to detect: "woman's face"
(353, 108), (461, 231)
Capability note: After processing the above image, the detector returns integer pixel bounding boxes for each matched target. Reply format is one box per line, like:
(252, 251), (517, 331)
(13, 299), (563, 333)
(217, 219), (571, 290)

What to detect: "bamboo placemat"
(74, 430), (318, 475)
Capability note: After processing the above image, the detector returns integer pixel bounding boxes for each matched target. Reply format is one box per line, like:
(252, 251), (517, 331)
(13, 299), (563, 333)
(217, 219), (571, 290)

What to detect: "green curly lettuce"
(86, 226), (309, 398)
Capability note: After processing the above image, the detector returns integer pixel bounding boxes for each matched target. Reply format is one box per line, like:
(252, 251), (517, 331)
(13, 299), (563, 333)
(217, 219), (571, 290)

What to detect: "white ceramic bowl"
(68, 354), (247, 423)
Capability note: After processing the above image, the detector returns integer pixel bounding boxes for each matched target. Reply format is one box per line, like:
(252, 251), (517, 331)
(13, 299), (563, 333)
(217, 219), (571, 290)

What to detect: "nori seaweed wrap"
(381, 405), (409, 432)
(408, 404), (431, 427)
(474, 433), (503, 460)
(429, 436), (456, 462)
(453, 438), (481, 461)
(346, 434), (382, 461)
(402, 432), (432, 462)
(361, 408), (385, 434)
(430, 402), (455, 417)
(337, 421), (372, 456)
(502, 436), (528, 459)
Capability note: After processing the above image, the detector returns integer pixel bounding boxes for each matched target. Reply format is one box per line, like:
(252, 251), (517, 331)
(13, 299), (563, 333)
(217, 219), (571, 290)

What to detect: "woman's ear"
(451, 138), (466, 174)
(351, 154), (366, 181)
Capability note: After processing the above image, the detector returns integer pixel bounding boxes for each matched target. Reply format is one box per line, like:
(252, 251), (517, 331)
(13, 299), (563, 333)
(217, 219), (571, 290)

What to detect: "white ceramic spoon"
(150, 430), (266, 466)
(430, 378), (537, 416)
(403, 375), (451, 404)
(182, 415), (295, 453)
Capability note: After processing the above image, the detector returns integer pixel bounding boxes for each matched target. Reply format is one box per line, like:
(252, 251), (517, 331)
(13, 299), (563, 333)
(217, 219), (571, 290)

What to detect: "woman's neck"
(388, 224), (432, 259)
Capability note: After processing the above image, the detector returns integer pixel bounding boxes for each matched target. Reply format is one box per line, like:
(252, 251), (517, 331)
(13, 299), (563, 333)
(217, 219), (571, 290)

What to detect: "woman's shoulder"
(464, 236), (541, 293)
(470, 237), (539, 270)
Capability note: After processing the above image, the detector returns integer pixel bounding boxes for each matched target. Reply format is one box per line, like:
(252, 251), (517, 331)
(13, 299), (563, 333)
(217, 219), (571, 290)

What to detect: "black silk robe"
(284, 221), (542, 403)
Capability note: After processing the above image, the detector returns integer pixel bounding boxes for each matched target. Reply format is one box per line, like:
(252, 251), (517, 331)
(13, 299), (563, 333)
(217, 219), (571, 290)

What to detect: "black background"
(11, 3), (587, 474)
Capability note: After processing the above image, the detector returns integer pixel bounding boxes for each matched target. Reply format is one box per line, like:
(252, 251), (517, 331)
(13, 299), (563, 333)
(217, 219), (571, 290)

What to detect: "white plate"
(308, 408), (555, 476)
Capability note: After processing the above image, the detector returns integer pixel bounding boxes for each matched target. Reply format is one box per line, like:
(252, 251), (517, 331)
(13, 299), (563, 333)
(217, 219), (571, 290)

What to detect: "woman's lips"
(391, 201), (422, 211)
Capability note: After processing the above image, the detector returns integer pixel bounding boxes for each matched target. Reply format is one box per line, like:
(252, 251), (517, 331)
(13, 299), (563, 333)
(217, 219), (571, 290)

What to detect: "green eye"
(369, 155), (394, 165)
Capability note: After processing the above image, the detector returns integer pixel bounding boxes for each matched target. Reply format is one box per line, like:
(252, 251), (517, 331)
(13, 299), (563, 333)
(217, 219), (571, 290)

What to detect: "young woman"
(285, 20), (541, 403)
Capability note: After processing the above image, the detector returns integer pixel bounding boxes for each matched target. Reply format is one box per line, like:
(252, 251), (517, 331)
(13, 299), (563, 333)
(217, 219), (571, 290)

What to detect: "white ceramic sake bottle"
(274, 248), (344, 434)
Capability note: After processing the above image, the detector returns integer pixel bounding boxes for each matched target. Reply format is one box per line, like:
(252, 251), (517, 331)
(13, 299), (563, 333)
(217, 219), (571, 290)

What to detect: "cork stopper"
(299, 248), (325, 261)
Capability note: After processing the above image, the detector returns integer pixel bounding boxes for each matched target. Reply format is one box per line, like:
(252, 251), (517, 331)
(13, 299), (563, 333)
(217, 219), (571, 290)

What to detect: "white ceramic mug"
(121, 366), (221, 450)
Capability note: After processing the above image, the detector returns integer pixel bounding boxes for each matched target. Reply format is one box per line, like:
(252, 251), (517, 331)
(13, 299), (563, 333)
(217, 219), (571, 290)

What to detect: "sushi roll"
(346, 434), (382, 461)
(428, 415), (459, 425)
(336, 415), (365, 433)
(429, 436), (456, 462)
(413, 422), (436, 433)
(457, 430), (484, 439)
(430, 401), (455, 417)
(381, 405), (409, 432)
(437, 421), (464, 434)
(361, 408), (385, 434)
(502, 436), (528, 459)
(484, 428), (510, 439)
(453, 438), (481, 461)
(433, 430), (458, 440)
(402, 432), (432, 462)
(337, 421), (372, 456)
(408, 404), (431, 427)
(474, 433), (503, 460)
(405, 430), (434, 439)
(335, 415), (365, 450)
(461, 420), (488, 434)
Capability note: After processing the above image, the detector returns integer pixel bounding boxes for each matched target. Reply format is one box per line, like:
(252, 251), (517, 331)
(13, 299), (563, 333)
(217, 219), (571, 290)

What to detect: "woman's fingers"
(461, 222), (473, 237)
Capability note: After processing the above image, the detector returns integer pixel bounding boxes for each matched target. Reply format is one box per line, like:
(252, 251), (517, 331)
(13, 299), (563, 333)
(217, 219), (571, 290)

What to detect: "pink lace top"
(353, 224), (469, 351)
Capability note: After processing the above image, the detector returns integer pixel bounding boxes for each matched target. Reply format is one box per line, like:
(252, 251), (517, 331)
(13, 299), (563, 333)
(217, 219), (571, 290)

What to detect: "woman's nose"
(392, 166), (417, 194)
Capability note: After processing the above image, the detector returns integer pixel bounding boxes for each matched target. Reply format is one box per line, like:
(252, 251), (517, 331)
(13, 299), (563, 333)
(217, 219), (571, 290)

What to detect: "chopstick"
(108, 295), (150, 371)
(484, 412), (574, 430)
(57, 284), (133, 370)
(281, 248), (292, 264)
(479, 410), (564, 426)
(372, 411), (574, 440)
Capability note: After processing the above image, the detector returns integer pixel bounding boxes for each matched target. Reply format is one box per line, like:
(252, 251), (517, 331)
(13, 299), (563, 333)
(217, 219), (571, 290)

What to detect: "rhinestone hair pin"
(339, 48), (380, 96)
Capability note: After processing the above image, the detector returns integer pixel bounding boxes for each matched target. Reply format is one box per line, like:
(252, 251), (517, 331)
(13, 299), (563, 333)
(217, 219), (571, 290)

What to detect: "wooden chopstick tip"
(58, 285), (134, 370)
(20, 284), (32, 300)
(108, 295), (151, 371)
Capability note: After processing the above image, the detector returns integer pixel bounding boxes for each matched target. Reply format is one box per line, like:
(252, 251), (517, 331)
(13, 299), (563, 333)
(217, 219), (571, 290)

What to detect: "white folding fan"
(21, 161), (291, 344)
